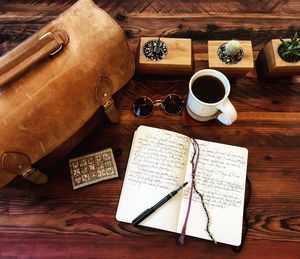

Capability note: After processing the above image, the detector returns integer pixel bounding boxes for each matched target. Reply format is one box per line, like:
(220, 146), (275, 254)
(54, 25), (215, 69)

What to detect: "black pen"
(132, 182), (188, 226)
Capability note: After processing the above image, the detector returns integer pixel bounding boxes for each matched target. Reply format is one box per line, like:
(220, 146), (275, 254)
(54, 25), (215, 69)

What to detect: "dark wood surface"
(1, 0), (300, 258)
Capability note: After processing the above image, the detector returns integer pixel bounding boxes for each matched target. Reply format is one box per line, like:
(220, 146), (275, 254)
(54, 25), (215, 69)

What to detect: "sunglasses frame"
(133, 94), (184, 118)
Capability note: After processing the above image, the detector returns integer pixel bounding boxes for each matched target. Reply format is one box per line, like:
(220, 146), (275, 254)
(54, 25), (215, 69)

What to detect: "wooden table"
(1, 1), (300, 258)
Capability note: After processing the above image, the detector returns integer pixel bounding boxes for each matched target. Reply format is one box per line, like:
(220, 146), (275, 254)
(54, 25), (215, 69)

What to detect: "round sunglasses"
(133, 94), (184, 117)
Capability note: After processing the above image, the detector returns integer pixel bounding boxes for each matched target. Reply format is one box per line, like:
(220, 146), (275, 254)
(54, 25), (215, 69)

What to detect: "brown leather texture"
(0, 0), (135, 187)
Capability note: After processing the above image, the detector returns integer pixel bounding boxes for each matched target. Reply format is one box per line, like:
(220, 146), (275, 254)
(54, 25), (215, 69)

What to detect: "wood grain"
(0, 0), (300, 258)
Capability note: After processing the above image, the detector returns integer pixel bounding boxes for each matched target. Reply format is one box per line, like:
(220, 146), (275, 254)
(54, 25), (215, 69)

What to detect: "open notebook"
(116, 126), (248, 246)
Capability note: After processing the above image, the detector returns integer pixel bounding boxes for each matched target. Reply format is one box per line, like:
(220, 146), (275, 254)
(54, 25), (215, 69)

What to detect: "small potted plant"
(256, 32), (300, 78)
(208, 39), (254, 77)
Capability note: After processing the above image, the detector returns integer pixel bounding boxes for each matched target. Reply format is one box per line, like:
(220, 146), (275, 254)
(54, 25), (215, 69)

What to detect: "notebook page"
(177, 139), (248, 246)
(116, 126), (191, 232)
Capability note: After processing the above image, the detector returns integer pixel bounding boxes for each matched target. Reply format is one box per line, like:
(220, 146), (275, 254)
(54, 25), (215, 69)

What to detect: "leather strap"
(21, 167), (48, 185)
(1, 152), (48, 184)
(0, 30), (68, 87)
(103, 98), (120, 123)
(96, 76), (120, 123)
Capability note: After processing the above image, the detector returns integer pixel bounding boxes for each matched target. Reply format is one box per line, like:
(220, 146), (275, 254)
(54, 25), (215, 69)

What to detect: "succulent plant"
(224, 40), (241, 56)
(280, 32), (300, 57)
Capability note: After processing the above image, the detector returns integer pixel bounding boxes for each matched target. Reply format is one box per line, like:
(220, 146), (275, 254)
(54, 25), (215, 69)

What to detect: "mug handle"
(216, 98), (237, 125)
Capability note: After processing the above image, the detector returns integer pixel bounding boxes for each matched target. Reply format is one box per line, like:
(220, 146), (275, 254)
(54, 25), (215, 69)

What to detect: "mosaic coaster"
(69, 148), (118, 189)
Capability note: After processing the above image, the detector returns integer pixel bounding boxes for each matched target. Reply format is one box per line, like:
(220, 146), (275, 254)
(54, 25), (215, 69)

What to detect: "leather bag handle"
(0, 30), (68, 87)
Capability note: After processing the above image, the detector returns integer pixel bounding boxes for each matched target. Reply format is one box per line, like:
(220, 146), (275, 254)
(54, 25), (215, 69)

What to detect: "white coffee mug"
(187, 69), (237, 125)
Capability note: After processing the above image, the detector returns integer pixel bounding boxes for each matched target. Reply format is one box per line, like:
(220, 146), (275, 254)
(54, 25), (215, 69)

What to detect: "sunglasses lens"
(133, 97), (153, 117)
(162, 94), (183, 115)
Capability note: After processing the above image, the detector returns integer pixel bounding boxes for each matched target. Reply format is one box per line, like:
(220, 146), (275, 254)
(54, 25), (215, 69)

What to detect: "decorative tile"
(69, 148), (118, 189)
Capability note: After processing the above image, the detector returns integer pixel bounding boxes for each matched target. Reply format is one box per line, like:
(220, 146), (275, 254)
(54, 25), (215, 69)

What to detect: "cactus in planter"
(225, 40), (241, 56)
(217, 39), (244, 64)
(279, 32), (300, 62)
(209, 39), (254, 76)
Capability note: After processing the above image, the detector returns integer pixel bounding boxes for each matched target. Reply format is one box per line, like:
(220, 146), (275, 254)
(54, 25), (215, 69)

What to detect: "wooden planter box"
(208, 40), (254, 77)
(137, 37), (193, 75)
(256, 39), (300, 77)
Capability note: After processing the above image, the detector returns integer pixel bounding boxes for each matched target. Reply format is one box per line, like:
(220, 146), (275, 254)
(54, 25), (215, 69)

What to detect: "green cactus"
(224, 40), (241, 56)
(280, 32), (300, 57)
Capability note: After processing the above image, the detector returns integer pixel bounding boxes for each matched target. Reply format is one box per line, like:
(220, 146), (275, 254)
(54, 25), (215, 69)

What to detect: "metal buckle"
(103, 97), (114, 110)
(39, 32), (52, 41)
(49, 45), (63, 56)
(39, 32), (63, 56)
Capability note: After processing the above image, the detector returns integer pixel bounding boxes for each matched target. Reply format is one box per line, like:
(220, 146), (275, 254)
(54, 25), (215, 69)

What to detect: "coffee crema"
(191, 75), (225, 104)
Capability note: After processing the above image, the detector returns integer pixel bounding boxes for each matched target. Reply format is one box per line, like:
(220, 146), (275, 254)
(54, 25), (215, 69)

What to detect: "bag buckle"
(103, 97), (120, 123)
(2, 152), (48, 185)
(39, 32), (64, 56)
(21, 167), (48, 184)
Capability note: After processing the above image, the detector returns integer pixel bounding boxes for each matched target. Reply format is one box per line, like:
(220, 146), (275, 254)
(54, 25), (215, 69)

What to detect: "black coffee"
(191, 75), (225, 103)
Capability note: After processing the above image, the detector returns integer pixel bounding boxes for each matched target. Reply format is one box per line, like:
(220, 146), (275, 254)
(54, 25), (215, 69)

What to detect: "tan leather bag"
(0, 0), (135, 187)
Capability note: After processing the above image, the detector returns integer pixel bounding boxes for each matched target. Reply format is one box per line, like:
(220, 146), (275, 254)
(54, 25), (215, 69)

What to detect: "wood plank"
(1, 0), (300, 14)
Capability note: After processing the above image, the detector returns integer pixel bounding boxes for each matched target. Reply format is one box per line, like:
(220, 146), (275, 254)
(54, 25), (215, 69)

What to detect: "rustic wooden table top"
(1, 0), (300, 258)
